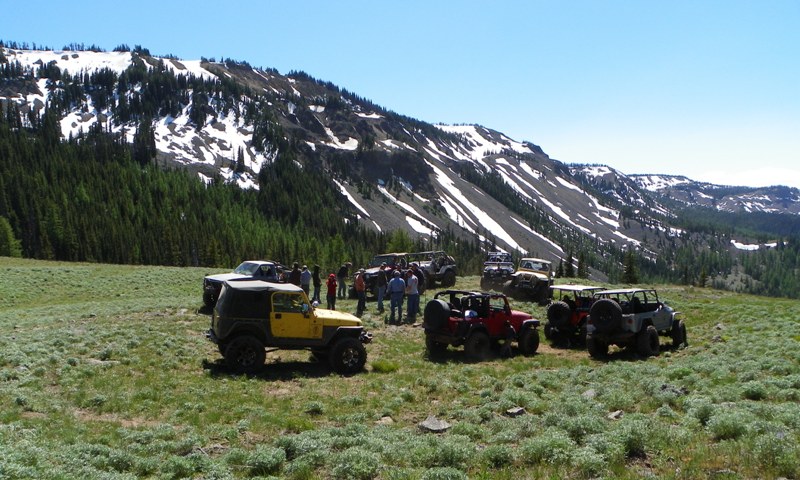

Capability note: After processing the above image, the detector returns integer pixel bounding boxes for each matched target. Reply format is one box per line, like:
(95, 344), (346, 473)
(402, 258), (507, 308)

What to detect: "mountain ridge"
(2, 42), (798, 297)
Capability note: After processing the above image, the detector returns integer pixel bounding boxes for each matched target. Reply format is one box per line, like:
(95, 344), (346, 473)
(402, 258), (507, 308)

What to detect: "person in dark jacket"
(337, 262), (351, 299)
(289, 262), (302, 286)
(376, 263), (388, 314)
(311, 264), (322, 303)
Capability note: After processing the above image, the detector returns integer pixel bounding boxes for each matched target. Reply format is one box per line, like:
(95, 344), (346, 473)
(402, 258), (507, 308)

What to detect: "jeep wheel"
(224, 336), (266, 373)
(543, 322), (553, 340)
(425, 335), (448, 356)
(671, 319), (688, 348)
(329, 337), (367, 374)
(589, 299), (622, 334)
(464, 331), (490, 360)
(547, 301), (572, 330)
(501, 280), (515, 297)
(586, 336), (608, 358)
(637, 325), (660, 357)
(423, 299), (450, 330)
(519, 328), (540, 355)
(442, 270), (456, 287)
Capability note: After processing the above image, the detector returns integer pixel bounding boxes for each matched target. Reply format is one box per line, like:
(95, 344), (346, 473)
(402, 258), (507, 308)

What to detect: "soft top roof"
(550, 284), (604, 292)
(596, 288), (656, 295)
(224, 280), (303, 293)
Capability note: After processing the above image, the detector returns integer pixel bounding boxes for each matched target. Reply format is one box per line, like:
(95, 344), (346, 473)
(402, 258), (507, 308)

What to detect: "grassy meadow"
(1, 256), (800, 479)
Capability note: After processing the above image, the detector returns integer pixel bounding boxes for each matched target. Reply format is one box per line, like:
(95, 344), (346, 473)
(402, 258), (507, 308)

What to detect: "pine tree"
(623, 249), (639, 284)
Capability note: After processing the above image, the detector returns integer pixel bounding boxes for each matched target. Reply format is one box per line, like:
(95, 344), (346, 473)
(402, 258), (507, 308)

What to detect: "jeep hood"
(205, 272), (248, 283)
(314, 308), (363, 327)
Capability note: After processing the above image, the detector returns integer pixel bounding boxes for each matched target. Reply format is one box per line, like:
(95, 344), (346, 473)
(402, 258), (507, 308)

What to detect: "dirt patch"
(72, 408), (159, 428)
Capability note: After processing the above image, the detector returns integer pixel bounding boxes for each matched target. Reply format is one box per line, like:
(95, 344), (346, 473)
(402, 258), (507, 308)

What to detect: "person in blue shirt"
(387, 270), (406, 325)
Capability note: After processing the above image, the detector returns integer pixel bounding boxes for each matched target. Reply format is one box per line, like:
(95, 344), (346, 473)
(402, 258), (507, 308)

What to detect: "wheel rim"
(235, 346), (257, 367)
(341, 346), (361, 368)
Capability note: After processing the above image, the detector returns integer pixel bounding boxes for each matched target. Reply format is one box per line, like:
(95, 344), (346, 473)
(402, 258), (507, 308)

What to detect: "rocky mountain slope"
(2, 44), (797, 270)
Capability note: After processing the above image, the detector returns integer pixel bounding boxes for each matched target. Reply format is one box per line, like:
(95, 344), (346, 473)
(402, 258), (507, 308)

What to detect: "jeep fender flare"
(222, 325), (268, 345)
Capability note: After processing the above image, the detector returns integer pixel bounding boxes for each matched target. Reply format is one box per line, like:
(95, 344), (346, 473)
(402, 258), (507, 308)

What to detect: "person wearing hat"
(376, 263), (388, 314)
(387, 269), (406, 324)
(326, 273), (338, 310)
(354, 268), (367, 317)
(300, 265), (312, 296)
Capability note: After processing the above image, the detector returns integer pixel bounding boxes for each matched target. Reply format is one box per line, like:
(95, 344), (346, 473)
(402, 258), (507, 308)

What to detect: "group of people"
(285, 260), (426, 323)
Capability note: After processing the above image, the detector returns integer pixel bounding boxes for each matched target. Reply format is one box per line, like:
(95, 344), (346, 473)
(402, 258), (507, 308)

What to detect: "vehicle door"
(270, 292), (312, 338)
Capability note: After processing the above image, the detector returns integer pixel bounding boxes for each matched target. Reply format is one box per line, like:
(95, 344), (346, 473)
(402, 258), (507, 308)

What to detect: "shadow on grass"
(201, 357), (365, 380)
(424, 344), (537, 364)
(588, 342), (686, 363)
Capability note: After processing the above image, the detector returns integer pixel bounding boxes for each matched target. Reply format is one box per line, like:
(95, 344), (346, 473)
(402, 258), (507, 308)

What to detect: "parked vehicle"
(585, 288), (687, 358)
(480, 252), (515, 291)
(502, 257), (554, 304)
(422, 290), (540, 360)
(202, 260), (285, 307)
(407, 250), (457, 288)
(545, 284), (604, 347)
(207, 280), (372, 373)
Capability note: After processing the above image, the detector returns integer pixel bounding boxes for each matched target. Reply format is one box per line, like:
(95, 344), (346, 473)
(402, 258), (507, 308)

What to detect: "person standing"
(300, 265), (311, 296)
(289, 262), (302, 286)
(375, 263), (388, 314)
(311, 264), (322, 304)
(326, 273), (338, 310)
(387, 270), (406, 325)
(354, 268), (366, 317)
(337, 262), (351, 299)
(405, 269), (420, 324)
(411, 262), (425, 315)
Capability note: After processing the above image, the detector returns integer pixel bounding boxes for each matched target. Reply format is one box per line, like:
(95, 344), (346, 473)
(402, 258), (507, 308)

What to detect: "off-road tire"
(519, 328), (540, 355)
(423, 299), (450, 330)
(501, 280), (515, 297)
(442, 270), (457, 287)
(637, 325), (660, 357)
(671, 319), (687, 348)
(425, 335), (448, 356)
(547, 301), (572, 330)
(589, 299), (623, 334)
(224, 336), (266, 373)
(578, 323), (588, 346)
(329, 337), (367, 374)
(464, 331), (490, 360)
(586, 335), (608, 358)
(543, 322), (553, 340)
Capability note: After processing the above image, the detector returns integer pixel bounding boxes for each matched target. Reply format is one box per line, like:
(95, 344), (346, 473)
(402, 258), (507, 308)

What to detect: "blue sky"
(4, 0), (799, 188)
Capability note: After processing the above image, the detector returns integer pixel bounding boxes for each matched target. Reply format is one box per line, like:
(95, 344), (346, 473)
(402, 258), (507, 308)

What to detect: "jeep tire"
(423, 299), (450, 330)
(425, 335), (448, 356)
(329, 337), (367, 374)
(671, 319), (687, 348)
(442, 270), (456, 287)
(519, 328), (540, 355)
(464, 331), (490, 360)
(589, 299), (622, 334)
(586, 335), (608, 358)
(547, 301), (572, 330)
(637, 325), (660, 357)
(224, 336), (266, 373)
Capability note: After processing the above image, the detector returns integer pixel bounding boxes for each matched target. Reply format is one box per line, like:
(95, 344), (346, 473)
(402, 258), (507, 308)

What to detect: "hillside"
(1, 42), (799, 297)
(2, 257), (800, 479)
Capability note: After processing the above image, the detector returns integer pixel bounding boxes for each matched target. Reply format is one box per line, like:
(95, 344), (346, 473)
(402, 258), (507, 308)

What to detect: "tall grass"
(1, 257), (799, 478)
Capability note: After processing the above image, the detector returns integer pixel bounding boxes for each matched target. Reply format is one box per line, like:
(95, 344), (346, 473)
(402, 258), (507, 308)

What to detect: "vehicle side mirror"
(302, 303), (310, 315)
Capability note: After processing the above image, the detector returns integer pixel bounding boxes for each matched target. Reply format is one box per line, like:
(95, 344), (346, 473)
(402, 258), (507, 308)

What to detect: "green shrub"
(707, 411), (749, 440)
(329, 447), (380, 480)
(371, 359), (399, 373)
(754, 432), (800, 478)
(571, 446), (607, 477)
(247, 445), (286, 476)
(420, 466), (468, 480)
(520, 428), (576, 465)
(480, 444), (515, 468)
(741, 381), (767, 400)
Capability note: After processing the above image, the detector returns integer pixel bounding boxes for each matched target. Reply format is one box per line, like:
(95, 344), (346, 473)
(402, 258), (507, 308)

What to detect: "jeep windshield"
(369, 255), (400, 268)
(233, 262), (266, 275)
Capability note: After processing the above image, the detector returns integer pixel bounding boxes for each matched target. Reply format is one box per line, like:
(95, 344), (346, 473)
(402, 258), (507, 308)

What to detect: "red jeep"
(545, 284), (604, 347)
(423, 290), (540, 360)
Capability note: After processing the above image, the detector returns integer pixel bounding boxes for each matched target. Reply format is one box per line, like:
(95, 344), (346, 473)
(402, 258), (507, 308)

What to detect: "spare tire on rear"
(547, 301), (572, 329)
(589, 298), (622, 334)
(423, 299), (450, 330)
